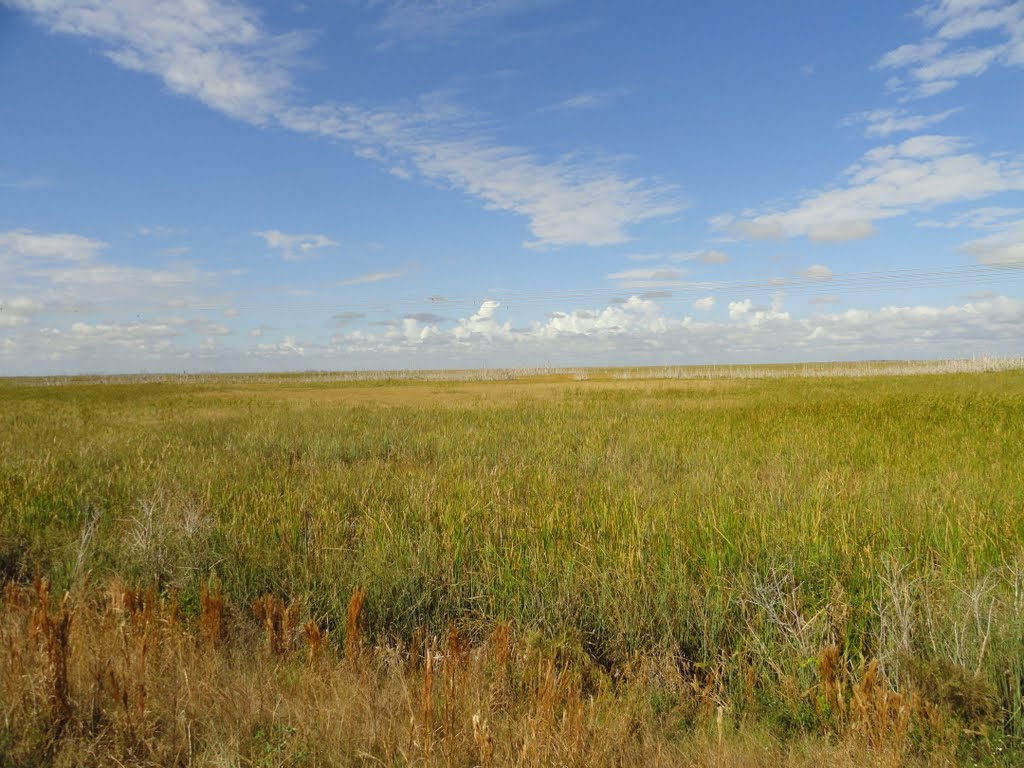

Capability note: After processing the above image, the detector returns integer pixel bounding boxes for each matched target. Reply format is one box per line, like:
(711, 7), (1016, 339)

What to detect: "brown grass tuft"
(850, 659), (911, 751)
(818, 643), (847, 718)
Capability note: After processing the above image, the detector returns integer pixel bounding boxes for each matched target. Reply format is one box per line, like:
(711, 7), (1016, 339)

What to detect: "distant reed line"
(20, 354), (1024, 386)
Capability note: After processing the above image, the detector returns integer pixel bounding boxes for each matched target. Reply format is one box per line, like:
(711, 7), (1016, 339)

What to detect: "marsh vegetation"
(2, 365), (1024, 765)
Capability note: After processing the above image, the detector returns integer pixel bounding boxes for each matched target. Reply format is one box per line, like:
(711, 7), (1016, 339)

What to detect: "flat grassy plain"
(2, 365), (1024, 766)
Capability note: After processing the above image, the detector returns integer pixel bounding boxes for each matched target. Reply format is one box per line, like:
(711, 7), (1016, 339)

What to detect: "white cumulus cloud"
(0, 297), (44, 326)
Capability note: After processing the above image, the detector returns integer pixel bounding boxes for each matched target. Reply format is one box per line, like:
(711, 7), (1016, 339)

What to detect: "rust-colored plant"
(30, 578), (73, 730)
(252, 594), (301, 656)
(303, 619), (328, 665)
(199, 576), (224, 649)
(345, 586), (365, 665)
(818, 643), (846, 718)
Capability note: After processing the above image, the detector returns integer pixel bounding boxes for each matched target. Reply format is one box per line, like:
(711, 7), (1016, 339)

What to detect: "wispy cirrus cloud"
(713, 135), (1024, 243)
(8, 0), (677, 249)
(4, 0), (309, 125)
(625, 249), (729, 264)
(281, 99), (681, 247)
(401, 134), (678, 248)
(917, 205), (1023, 228)
(607, 266), (687, 286)
(840, 106), (961, 137)
(337, 269), (407, 286)
(134, 225), (186, 238)
(255, 230), (339, 261)
(328, 311), (366, 327)
(0, 174), (50, 189)
(542, 87), (631, 113)
(959, 218), (1024, 265)
(606, 265), (707, 290)
(875, 0), (1024, 99)
(367, 0), (557, 47)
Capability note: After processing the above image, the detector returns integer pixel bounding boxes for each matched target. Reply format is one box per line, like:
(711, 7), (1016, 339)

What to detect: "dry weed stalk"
(345, 586), (365, 665)
(199, 576), (224, 648)
(440, 626), (473, 747)
(491, 621), (510, 670)
(4, 579), (29, 610)
(109, 579), (159, 630)
(422, 640), (435, 760)
(30, 578), (73, 730)
(102, 580), (164, 741)
(0, 576), (993, 766)
(3, 583), (28, 688)
(252, 594), (301, 656)
(303, 619), (328, 665)
(517, 654), (591, 767)
(687, 654), (728, 713)
(472, 712), (495, 768)
(408, 626), (425, 675)
(877, 561), (917, 682)
(489, 621), (512, 703)
(534, 656), (557, 723)
(827, 581), (851, 641)
(818, 643), (847, 718)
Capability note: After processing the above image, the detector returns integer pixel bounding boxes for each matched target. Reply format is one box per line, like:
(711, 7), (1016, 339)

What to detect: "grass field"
(3, 364), (1024, 766)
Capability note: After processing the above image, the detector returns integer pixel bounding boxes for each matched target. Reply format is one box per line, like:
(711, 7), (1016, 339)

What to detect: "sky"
(1, 0), (1023, 375)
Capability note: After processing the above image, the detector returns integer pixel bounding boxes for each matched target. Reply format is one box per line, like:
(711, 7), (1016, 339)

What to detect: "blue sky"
(1, 0), (1023, 374)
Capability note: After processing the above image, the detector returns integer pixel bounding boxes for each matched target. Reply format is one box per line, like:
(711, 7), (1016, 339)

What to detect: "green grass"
(3, 369), (1024, 752)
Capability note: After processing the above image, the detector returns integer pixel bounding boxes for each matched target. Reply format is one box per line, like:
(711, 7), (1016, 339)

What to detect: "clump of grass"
(905, 656), (997, 725)
(850, 660), (912, 751)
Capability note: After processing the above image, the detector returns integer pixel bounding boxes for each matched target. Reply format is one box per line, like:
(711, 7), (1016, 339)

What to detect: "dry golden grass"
(0, 579), (972, 767)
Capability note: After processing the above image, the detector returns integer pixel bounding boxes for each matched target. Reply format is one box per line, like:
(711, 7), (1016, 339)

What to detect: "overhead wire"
(119, 260), (1024, 316)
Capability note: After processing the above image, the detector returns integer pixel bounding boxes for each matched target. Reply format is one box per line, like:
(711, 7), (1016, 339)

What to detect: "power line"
(167, 264), (1024, 313)
(109, 260), (1024, 316)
